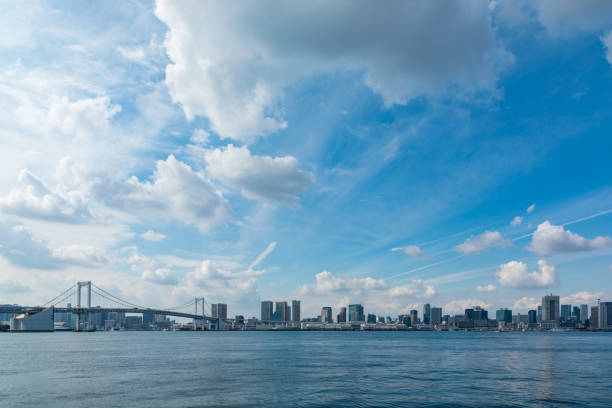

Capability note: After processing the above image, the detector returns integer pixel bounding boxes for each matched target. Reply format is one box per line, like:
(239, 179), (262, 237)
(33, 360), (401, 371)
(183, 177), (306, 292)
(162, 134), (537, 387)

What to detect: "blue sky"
(0, 0), (611, 317)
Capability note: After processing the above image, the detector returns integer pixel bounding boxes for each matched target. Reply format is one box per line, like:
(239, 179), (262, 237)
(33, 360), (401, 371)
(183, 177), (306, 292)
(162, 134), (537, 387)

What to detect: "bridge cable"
(91, 284), (147, 309)
(42, 284), (77, 307)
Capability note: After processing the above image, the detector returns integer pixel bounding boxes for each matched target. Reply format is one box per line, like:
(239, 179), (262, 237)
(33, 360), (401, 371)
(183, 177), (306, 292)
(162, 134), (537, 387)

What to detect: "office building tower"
(338, 307), (347, 323)
(292, 300), (301, 322)
(464, 308), (474, 321)
(367, 314), (377, 324)
(423, 304), (431, 325)
(591, 306), (599, 328)
(496, 308), (512, 324)
(472, 306), (488, 321)
(143, 313), (155, 324)
(537, 306), (542, 323)
(261, 301), (273, 321)
(431, 307), (442, 326)
(212, 303), (227, 320)
(528, 310), (537, 324)
(542, 294), (560, 322)
(398, 314), (411, 326)
(275, 301), (289, 322)
(410, 310), (419, 326)
(580, 304), (589, 324)
(561, 304), (571, 321)
(321, 307), (333, 323)
(599, 302), (612, 329)
(348, 304), (364, 322)
(572, 306), (581, 322)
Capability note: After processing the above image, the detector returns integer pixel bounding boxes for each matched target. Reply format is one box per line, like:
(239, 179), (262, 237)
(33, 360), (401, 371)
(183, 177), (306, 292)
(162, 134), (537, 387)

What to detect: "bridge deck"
(0, 306), (217, 321)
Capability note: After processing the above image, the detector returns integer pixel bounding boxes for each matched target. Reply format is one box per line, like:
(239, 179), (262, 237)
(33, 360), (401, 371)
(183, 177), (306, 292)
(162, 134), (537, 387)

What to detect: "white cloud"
(186, 260), (261, 300)
(476, 284), (497, 292)
(496, 259), (557, 289)
(455, 230), (510, 254)
(156, 1), (512, 142)
(527, 203), (536, 214)
(140, 230), (166, 242)
(0, 169), (91, 223)
(444, 299), (490, 315)
(601, 31), (612, 66)
(0, 280), (30, 294)
(510, 216), (523, 227)
(392, 245), (426, 259)
(51, 244), (108, 266)
(204, 144), (315, 205)
(534, 0), (612, 37)
(528, 221), (612, 255)
(513, 296), (539, 312)
(190, 128), (210, 145)
(389, 280), (436, 298)
(249, 241), (277, 270)
(561, 291), (604, 305)
(141, 268), (178, 286)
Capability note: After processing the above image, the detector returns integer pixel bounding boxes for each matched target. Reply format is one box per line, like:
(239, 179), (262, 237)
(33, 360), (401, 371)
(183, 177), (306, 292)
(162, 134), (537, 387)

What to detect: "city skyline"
(0, 1), (611, 319)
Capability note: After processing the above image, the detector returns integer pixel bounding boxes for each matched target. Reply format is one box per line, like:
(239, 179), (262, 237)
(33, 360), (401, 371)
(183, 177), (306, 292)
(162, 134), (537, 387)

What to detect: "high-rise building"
(591, 306), (599, 328)
(423, 304), (431, 325)
(291, 300), (301, 322)
(496, 308), (512, 324)
(561, 304), (571, 321)
(599, 302), (612, 329)
(410, 310), (419, 326)
(580, 304), (589, 324)
(431, 307), (442, 326)
(321, 307), (332, 323)
(542, 294), (560, 322)
(261, 301), (273, 321)
(143, 313), (155, 324)
(472, 306), (488, 321)
(275, 301), (289, 322)
(212, 303), (227, 320)
(398, 314), (411, 326)
(528, 310), (537, 324)
(537, 306), (542, 322)
(348, 304), (364, 322)
(572, 306), (581, 322)
(338, 307), (347, 323)
(464, 308), (474, 322)
(367, 314), (377, 324)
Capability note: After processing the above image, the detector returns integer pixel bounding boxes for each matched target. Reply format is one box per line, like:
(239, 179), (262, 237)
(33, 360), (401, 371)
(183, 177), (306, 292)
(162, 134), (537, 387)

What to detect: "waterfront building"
(599, 302), (612, 329)
(561, 304), (571, 321)
(423, 304), (431, 325)
(338, 307), (347, 323)
(348, 304), (364, 322)
(473, 306), (488, 321)
(10, 307), (54, 331)
(292, 300), (301, 322)
(143, 313), (155, 324)
(321, 307), (332, 323)
(398, 314), (411, 326)
(431, 307), (442, 326)
(591, 306), (599, 328)
(155, 314), (166, 323)
(124, 315), (143, 330)
(537, 306), (542, 323)
(464, 308), (474, 322)
(410, 310), (419, 326)
(542, 294), (560, 322)
(580, 304), (588, 324)
(572, 306), (581, 322)
(528, 310), (537, 324)
(275, 302), (289, 322)
(235, 315), (245, 325)
(367, 314), (377, 324)
(212, 303), (228, 320)
(496, 308), (512, 324)
(261, 301), (273, 321)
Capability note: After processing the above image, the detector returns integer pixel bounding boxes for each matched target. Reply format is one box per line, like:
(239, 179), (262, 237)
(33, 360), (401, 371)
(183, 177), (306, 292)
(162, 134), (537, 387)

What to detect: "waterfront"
(1, 331), (611, 407)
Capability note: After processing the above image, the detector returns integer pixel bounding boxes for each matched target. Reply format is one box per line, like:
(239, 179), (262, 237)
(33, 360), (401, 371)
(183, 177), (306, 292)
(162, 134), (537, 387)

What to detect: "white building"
(10, 307), (54, 332)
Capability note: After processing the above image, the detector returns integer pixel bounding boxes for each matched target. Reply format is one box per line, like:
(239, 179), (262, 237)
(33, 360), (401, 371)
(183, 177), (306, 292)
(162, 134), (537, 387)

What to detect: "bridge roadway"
(0, 305), (217, 322)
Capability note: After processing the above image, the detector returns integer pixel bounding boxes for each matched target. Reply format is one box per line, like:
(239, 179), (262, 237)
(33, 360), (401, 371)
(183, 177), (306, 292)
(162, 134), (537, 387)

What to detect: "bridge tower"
(194, 297), (205, 330)
(76, 281), (92, 331)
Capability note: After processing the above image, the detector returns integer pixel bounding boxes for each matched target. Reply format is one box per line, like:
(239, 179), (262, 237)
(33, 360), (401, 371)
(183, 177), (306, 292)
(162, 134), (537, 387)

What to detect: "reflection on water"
(0, 331), (610, 408)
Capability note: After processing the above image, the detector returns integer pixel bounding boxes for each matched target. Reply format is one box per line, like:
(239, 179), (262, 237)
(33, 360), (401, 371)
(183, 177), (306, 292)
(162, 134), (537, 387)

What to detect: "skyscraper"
(431, 307), (442, 326)
(561, 304), (571, 321)
(599, 302), (612, 329)
(321, 307), (332, 323)
(537, 306), (542, 322)
(572, 306), (581, 321)
(212, 303), (227, 320)
(338, 307), (347, 323)
(291, 300), (301, 322)
(410, 310), (418, 326)
(542, 294), (560, 322)
(275, 301), (289, 322)
(580, 304), (588, 324)
(348, 304), (364, 322)
(591, 306), (599, 328)
(367, 314), (376, 324)
(261, 301), (273, 321)
(423, 303), (431, 325)
(496, 308), (512, 324)
(528, 310), (537, 324)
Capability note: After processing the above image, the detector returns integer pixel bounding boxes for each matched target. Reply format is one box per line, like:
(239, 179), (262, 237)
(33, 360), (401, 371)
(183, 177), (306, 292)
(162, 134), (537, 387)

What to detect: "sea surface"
(0, 331), (611, 407)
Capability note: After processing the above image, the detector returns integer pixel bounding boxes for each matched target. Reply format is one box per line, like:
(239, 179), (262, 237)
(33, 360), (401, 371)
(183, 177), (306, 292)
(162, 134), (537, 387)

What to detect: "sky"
(0, 0), (611, 318)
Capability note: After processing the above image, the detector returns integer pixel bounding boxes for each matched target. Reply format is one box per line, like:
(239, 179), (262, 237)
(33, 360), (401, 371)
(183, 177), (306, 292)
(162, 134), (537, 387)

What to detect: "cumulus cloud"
(455, 230), (510, 254)
(601, 31), (612, 66)
(527, 203), (536, 214)
(140, 230), (166, 242)
(186, 260), (262, 299)
(510, 216), (523, 227)
(392, 245), (426, 259)
(141, 268), (178, 285)
(0, 169), (91, 223)
(190, 128), (210, 145)
(156, 1), (512, 142)
(204, 144), (315, 205)
(513, 296), (539, 312)
(51, 244), (108, 266)
(476, 284), (497, 292)
(94, 155), (233, 232)
(528, 221), (612, 255)
(444, 299), (490, 315)
(496, 259), (557, 289)
(561, 291), (604, 305)
(389, 280), (436, 298)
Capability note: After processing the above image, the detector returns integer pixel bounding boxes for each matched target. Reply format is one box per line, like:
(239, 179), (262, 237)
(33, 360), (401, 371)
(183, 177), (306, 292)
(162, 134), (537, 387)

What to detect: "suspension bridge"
(0, 281), (219, 331)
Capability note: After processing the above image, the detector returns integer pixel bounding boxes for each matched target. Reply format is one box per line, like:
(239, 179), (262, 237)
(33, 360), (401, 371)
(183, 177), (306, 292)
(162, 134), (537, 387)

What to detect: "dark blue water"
(0, 331), (610, 407)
